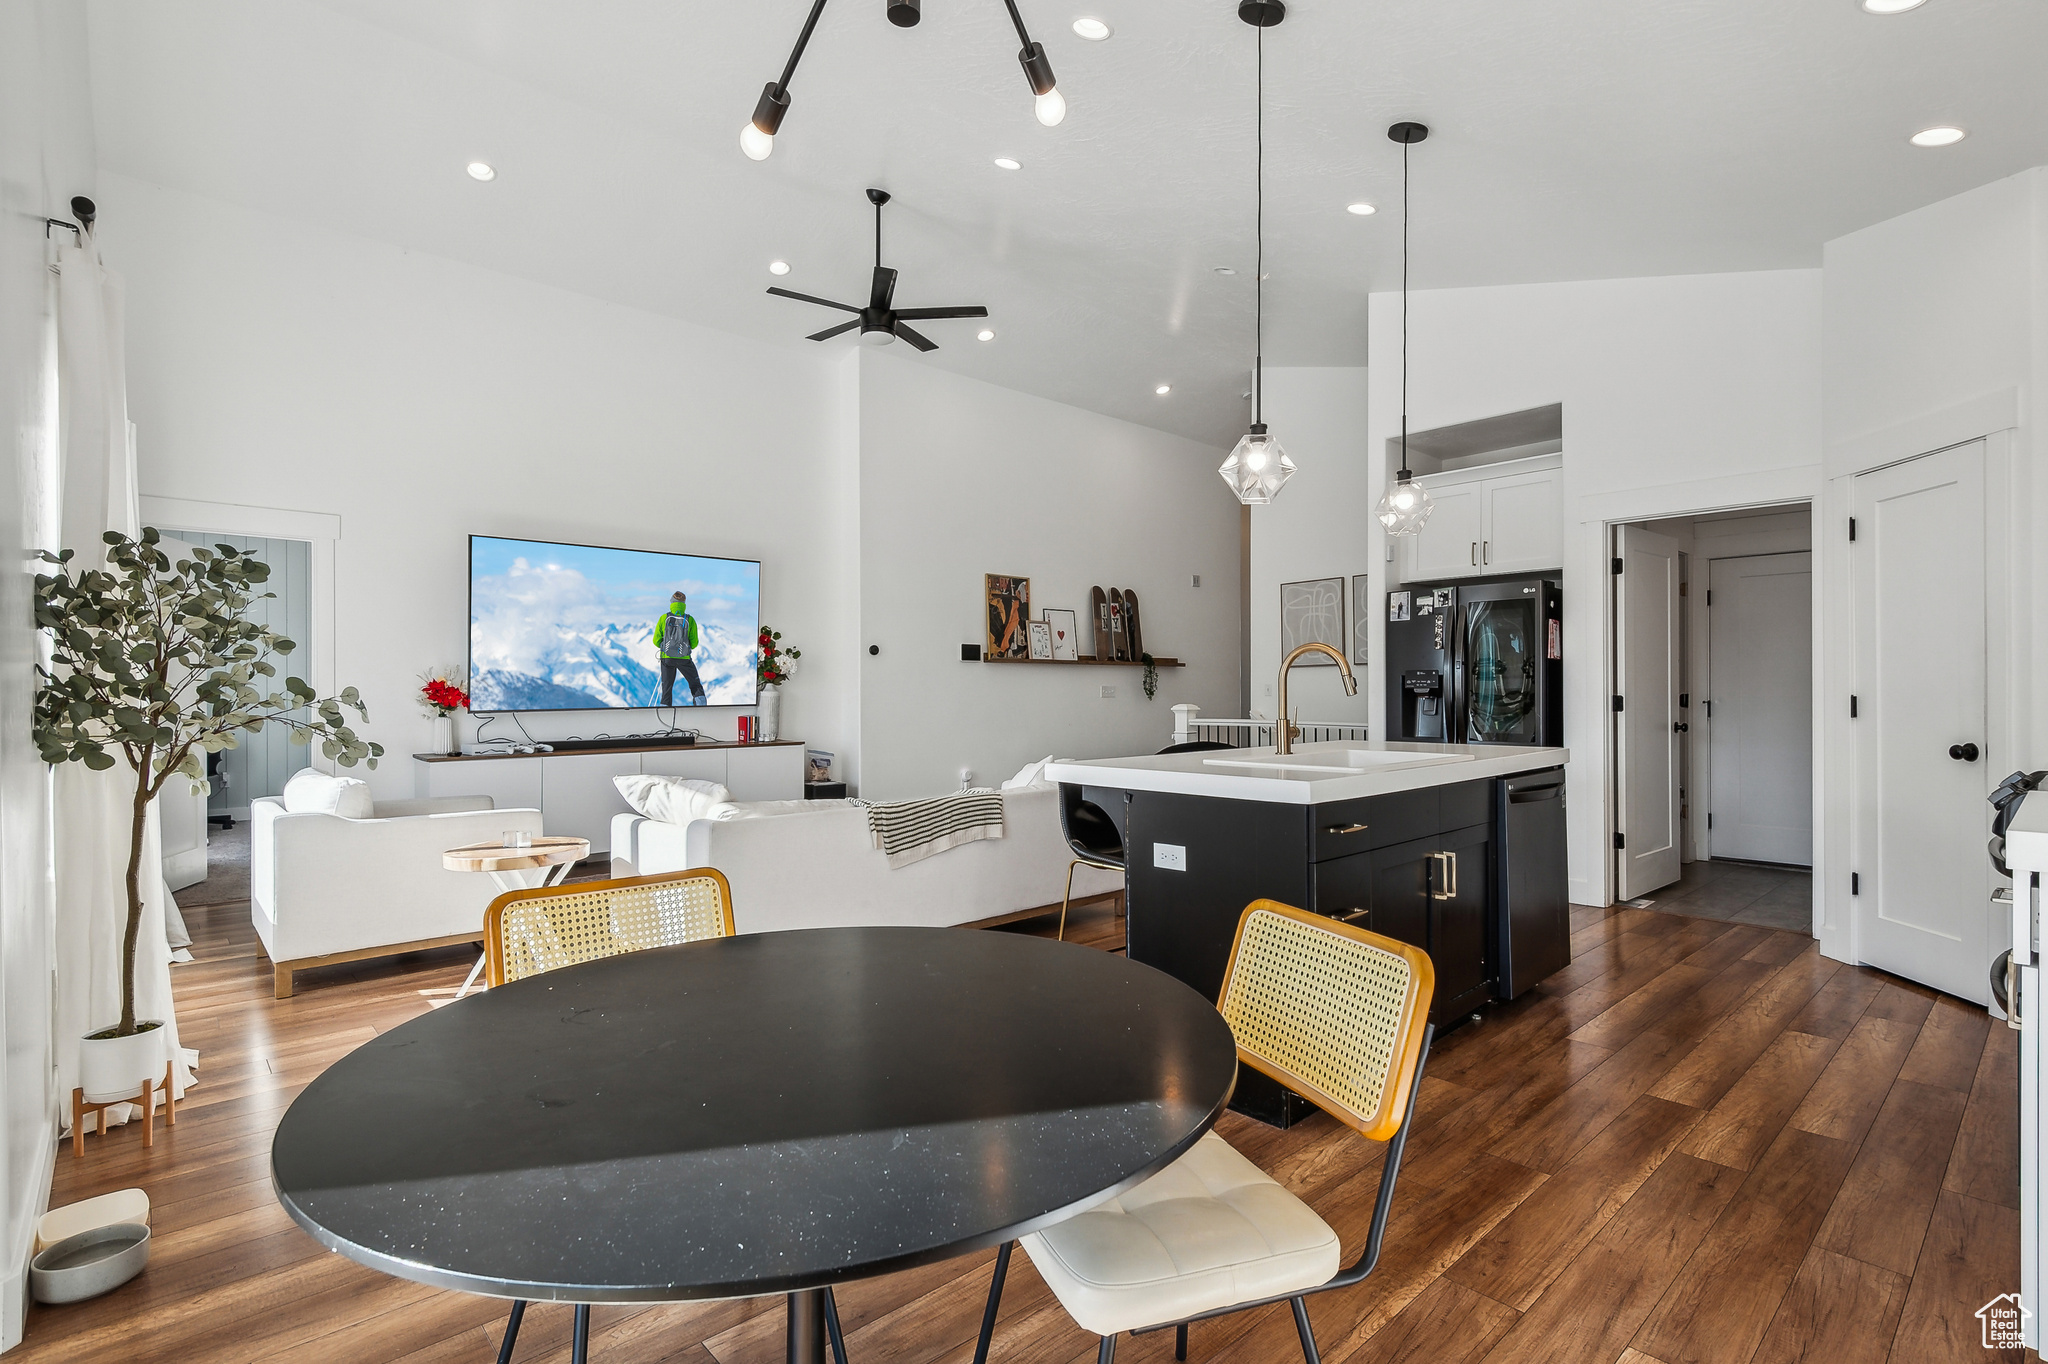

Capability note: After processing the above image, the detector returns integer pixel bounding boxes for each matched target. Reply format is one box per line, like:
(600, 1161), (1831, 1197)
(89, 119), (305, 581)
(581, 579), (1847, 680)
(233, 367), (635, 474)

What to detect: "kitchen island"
(1045, 740), (1570, 1124)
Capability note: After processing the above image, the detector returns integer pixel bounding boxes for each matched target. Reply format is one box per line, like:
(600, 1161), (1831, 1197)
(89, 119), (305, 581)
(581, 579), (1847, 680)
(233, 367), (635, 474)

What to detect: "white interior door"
(1707, 552), (1813, 866)
(1616, 525), (1683, 899)
(1853, 441), (1988, 1002)
(1406, 482), (1485, 580)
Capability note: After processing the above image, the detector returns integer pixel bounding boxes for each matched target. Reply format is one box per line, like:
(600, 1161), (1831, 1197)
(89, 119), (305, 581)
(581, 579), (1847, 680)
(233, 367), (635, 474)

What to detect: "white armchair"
(251, 795), (544, 998)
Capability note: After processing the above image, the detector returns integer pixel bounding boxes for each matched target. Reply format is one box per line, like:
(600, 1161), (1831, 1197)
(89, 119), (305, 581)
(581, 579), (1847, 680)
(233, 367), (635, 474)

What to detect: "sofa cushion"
(714, 797), (862, 819)
(614, 774), (733, 825)
(281, 768), (375, 819)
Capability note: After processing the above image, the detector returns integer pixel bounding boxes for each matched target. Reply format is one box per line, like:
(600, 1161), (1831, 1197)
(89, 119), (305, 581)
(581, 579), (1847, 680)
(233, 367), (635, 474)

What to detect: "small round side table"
(442, 836), (589, 996)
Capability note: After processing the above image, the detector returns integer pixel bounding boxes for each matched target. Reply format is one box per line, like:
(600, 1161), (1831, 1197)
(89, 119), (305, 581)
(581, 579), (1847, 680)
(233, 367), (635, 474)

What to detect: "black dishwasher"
(1495, 768), (1570, 998)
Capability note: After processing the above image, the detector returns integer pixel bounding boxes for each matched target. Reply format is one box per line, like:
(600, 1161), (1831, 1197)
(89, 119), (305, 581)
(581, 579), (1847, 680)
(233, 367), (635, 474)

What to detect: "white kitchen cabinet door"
(1480, 468), (1563, 575)
(1406, 483), (1486, 580)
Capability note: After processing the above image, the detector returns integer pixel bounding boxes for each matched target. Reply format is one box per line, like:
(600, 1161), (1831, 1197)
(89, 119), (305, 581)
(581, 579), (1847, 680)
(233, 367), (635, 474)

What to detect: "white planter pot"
(757, 685), (781, 743)
(78, 1024), (164, 1104)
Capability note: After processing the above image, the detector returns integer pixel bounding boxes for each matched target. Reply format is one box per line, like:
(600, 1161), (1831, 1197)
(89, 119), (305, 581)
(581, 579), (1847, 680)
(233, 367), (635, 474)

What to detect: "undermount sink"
(1202, 748), (1480, 777)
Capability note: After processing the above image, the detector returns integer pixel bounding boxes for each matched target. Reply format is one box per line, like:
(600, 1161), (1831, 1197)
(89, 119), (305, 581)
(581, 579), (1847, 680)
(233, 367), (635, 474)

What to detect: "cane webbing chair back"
(484, 869), (736, 988)
(1217, 900), (1434, 1142)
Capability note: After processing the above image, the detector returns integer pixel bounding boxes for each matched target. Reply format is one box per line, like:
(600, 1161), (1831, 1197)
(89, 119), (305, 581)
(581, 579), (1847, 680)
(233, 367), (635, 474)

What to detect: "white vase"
(431, 715), (456, 755)
(79, 1023), (164, 1104)
(757, 685), (781, 743)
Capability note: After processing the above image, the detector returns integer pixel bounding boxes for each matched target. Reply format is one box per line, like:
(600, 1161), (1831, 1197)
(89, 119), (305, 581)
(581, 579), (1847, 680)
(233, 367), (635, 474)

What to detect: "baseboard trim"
(960, 891), (1123, 931)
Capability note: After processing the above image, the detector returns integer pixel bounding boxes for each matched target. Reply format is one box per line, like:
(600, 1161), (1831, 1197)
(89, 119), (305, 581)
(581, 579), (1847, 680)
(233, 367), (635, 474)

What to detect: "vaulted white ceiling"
(86, 0), (2048, 444)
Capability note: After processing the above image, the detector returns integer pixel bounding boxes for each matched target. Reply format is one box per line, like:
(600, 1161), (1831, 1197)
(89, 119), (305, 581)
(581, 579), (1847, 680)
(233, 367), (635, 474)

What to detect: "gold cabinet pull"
(1429, 850), (1459, 900)
(1324, 822), (1370, 835)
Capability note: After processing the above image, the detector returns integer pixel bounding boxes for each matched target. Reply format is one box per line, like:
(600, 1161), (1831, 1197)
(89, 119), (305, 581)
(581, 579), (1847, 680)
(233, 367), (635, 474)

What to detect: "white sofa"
(251, 795), (544, 998)
(610, 784), (1122, 935)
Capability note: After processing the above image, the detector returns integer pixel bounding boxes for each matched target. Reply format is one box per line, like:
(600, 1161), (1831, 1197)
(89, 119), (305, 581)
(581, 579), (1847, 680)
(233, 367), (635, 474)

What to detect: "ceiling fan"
(767, 189), (988, 351)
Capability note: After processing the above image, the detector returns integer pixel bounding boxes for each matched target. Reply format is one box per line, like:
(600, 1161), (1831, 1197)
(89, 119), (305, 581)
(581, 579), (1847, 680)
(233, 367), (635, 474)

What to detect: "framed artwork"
(1280, 577), (1345, 665)
(1027, 621), (1054, 659)
(985, 575), (1031, 659)
(1043, 609), (1080, 661)
(1351, 574), (1371, 665)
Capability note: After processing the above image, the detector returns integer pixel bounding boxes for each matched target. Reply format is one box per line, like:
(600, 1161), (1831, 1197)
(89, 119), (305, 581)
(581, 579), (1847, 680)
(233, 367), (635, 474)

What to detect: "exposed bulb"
(1034, 87), (1066, 127)
(1246, 445), (1268, 472)
(740, 122), (775, 161)
(1375, 473), (1435, 534)
(1391, 486), (1416, 510)
(1219, 428), (1295, 505)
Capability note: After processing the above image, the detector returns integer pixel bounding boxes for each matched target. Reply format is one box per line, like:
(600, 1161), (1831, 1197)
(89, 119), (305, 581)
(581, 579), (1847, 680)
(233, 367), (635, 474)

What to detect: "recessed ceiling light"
(466, 161), (496, 181)
(977, 329), (996, 341)
(994, 157), (1022, 170)
(1860, 0), (1926, 12)
(768, 260), (791, 276)
(1909, 125), (1967, 147)
(1072, 17), (1112, 40)
(1155, 384), (1171, 395)
(1346, 202), (1377, 216)
(1212, 266), (1236, 275)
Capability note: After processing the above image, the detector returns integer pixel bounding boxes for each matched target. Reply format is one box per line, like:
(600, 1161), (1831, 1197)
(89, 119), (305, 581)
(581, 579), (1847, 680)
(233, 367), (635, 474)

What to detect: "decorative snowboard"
(1091, 586), (1109, 661)
(1108, 588), (1129, 661)
(1122, 589), (1143, 659)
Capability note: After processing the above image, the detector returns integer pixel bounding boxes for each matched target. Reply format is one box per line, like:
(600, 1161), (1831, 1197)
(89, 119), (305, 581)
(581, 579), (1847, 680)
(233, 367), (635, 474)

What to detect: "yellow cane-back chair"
(970, 900), (1436, 1364)
(482, 868), (736, 987)
(477, 867), (853, 1364)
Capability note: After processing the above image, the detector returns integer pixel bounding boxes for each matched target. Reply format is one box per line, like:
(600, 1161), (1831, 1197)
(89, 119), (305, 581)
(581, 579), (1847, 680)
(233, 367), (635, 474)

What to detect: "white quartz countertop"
(1045, 741), (1570, 806)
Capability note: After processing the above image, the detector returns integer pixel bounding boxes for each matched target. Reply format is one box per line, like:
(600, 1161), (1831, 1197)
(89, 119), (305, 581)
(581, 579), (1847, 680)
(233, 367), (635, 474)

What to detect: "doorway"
(1611, 505), (1815, 912)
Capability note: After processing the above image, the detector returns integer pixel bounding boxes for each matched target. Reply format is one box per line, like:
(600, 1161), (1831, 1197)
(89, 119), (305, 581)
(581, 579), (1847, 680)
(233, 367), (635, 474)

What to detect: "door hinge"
(1679, 580), (1689, 597)
(1612, 557), (1624, 575)
(1707, 812), (1714, 829)
(1851, 872), (1859, 896)
(1704, 699), (1713, 718)
(1679, 692), (1689, 708)
(1614, 832), (1626, 850)
(1705, 589), (1713, 606)
(1613, 695), (1625, 713)
(1850, 695), (1858, 718)
(1849, 517), (1857, 542)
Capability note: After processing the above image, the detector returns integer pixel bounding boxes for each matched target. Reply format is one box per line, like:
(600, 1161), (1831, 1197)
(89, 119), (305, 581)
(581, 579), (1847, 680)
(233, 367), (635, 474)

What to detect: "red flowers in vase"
(418, 671), (470, 717)
(757, 628), (800, 688)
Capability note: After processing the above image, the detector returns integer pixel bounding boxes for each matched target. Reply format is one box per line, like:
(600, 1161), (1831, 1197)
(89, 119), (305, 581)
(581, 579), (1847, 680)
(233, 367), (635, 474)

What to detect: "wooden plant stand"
(72, 1062), (176, 1158)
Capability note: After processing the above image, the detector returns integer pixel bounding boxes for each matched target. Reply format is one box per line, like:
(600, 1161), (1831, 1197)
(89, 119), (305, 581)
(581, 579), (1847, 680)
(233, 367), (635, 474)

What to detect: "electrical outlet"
(1099, 684), (1116, 699)
(1153, 843), (1187, 871)
(1191, 574), (1201, 588)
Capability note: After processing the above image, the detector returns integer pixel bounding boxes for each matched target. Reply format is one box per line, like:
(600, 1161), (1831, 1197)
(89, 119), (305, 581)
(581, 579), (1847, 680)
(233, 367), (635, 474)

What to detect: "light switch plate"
(1153, 843), (1187, 871)
(1100, 685), (1116, 699)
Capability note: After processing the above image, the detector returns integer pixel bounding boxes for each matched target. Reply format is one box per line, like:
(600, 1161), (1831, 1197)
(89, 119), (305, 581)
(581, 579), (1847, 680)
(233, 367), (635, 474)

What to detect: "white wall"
(1246, 368), (1373, 726)
(0, 2), (95, 1344)
(1817, 166), (2046, 969)
(856, 351), (1238, 801)
(1363, 269), (1826, 906)
(100, 173), (864, 803)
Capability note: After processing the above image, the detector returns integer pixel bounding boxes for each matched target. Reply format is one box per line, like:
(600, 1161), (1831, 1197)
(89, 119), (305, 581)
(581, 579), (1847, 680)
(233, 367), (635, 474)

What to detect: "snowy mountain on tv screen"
(468, 542), (759, 712)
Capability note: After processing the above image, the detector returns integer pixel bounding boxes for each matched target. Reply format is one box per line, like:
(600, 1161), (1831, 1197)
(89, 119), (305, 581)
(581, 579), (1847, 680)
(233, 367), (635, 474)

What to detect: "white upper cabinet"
(1402, 454), (1563, 581)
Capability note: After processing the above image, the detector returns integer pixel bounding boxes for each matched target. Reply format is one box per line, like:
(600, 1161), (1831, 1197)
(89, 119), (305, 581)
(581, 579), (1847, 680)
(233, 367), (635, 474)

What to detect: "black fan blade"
(892, 321), (938, 351)
(767, 287), (860, 313)
(870, 266), (897, 311)
(807, 320), (861, 342)
(892, 305), (989, 320)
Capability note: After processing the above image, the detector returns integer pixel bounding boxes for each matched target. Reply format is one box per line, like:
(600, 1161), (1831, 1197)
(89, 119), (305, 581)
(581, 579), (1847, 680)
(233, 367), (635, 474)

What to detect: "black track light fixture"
(742, 0), (1064, 160)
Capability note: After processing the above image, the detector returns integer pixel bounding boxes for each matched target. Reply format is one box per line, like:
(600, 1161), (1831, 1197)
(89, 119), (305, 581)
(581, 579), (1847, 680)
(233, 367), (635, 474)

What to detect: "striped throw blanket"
(864, 789), (1006, 868)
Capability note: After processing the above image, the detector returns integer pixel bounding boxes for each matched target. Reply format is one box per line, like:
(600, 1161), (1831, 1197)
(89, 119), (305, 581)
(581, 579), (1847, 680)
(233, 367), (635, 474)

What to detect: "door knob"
(1949, 742), (1980, 762)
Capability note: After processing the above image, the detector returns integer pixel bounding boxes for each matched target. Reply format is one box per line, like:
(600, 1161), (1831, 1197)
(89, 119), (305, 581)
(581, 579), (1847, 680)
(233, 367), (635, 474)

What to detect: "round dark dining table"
(271, 925), (1239, 1363)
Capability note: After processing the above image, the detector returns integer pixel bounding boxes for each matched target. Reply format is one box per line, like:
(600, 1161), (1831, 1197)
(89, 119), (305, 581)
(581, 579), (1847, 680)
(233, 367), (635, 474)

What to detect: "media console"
(414, 739), (806, 857)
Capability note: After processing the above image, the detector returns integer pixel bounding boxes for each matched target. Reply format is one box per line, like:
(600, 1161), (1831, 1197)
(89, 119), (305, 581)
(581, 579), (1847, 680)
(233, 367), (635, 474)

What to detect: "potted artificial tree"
(34, 529), (382, 1102)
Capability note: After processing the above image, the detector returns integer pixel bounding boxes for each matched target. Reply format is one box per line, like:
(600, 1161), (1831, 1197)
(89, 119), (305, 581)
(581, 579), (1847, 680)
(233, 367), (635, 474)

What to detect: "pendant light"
(742, 0), (1065, 160)
(1375, 120), (1434, 535)
(1218, 1), (1296, 506)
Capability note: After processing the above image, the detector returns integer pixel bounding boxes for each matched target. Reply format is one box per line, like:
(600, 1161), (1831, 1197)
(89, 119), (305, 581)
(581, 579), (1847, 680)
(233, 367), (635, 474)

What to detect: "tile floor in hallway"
(1630, 859), (1813, 934)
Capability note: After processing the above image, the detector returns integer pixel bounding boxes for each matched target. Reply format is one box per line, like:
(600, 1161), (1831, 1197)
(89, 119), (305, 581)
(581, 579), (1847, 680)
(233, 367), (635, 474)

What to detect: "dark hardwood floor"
(17, 876), (2020, 1363)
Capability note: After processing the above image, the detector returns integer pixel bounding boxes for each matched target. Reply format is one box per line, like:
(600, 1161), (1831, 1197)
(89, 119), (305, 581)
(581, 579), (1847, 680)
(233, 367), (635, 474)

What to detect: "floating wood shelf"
(981, 655), (1183, 667)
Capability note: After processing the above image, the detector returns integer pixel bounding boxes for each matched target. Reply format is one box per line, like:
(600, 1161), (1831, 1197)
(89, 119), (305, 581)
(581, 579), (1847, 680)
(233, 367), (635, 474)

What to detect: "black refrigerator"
(1386, 578), (1563, 746)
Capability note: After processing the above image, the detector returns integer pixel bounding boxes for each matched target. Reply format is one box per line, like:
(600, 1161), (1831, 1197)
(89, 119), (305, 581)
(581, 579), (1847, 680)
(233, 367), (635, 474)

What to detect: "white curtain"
(51, 229), (194, 1130)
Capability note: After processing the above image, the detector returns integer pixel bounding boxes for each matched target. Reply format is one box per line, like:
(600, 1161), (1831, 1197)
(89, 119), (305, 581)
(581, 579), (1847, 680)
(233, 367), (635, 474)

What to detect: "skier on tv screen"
(656, 591), (707, 707)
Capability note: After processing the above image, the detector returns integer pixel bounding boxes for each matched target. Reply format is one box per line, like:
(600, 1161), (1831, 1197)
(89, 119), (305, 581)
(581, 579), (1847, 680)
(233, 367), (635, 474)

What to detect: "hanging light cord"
(1399, 134), (1410, 481)
(1253, 23), (1264, 429)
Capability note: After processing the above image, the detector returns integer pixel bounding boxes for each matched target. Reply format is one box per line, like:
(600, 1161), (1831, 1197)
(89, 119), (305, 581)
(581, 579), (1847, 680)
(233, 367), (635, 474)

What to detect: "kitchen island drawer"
(1311, 789), (1439, 861)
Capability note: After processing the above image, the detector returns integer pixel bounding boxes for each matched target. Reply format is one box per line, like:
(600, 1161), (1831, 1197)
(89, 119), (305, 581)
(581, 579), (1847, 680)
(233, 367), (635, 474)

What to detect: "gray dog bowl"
(30, 1222), (149, 1304)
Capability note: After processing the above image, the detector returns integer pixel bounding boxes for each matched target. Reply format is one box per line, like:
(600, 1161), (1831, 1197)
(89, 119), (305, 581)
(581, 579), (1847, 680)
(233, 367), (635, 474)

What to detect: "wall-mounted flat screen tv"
(468, 535), (761, 713)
